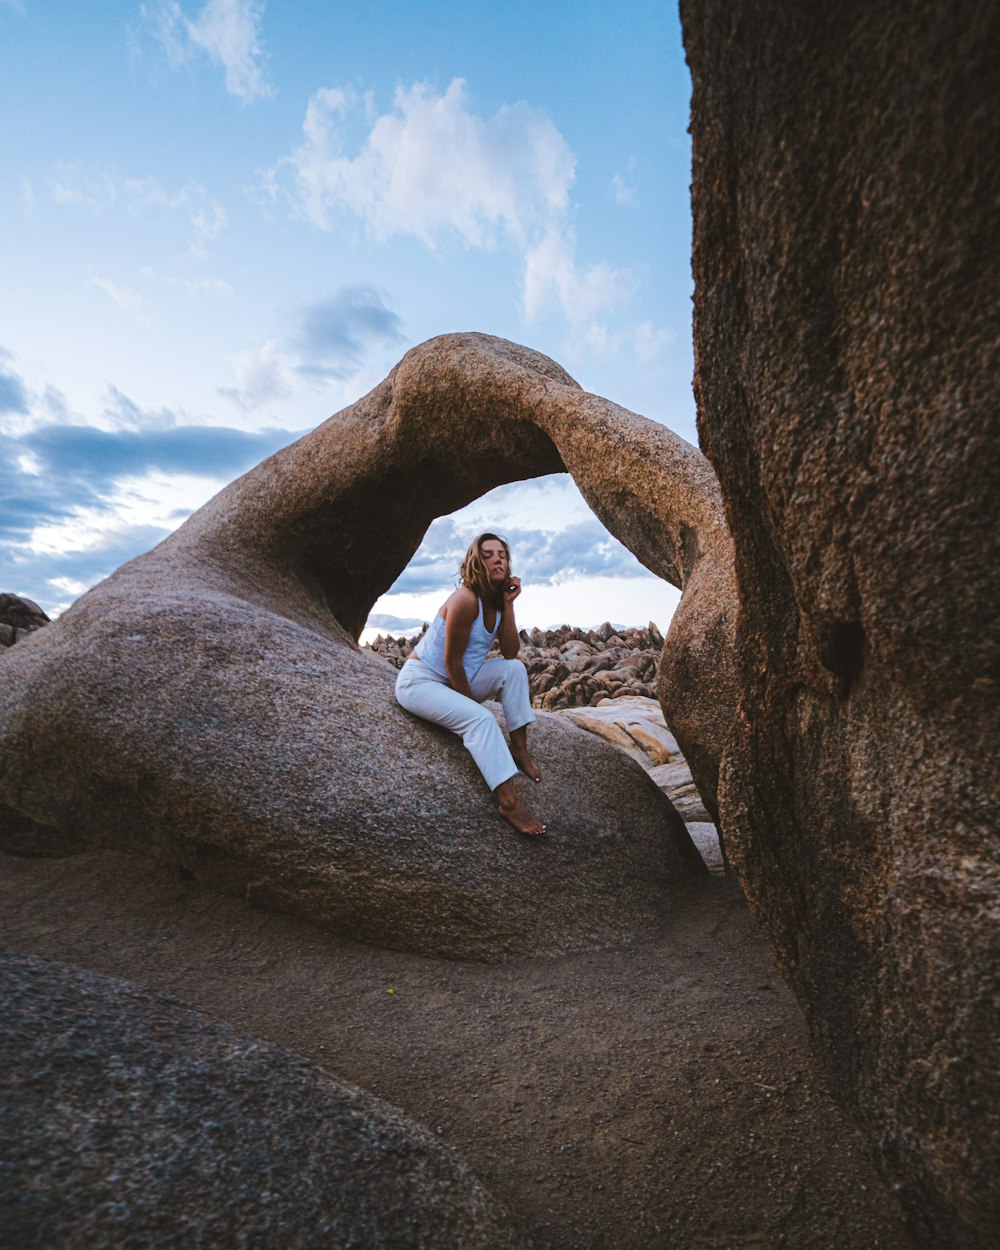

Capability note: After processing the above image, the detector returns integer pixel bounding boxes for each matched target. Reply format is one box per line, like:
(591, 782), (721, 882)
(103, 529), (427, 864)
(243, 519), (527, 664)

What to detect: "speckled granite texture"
(0, 953), (524, 1250)
(682, 2), (999, 1245)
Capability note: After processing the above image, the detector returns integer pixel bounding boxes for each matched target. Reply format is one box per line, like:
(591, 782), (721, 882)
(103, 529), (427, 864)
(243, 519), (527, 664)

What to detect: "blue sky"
(1, 0), (693, 633)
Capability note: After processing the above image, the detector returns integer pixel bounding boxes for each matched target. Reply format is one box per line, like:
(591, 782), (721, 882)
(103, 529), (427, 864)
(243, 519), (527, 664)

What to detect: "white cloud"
(169, 275), (234, 298)
(122, 175), (228, 255)
(138, 266), (234, 299)
(49, 575), (88, 597)
(562, 318), (677, 366)
(633, 320), (676, 361)
(273, 79), (574, 247)
(267, 77), (639, 330)
(611, 173), (635, 206)
(51, 165), (118, 213)
(189, 198), (227, 254)
(142, 0), (271, 102)
(222, 338), (296, 408)
(143, 0), (272, 104)
(523, 227), (637, 325)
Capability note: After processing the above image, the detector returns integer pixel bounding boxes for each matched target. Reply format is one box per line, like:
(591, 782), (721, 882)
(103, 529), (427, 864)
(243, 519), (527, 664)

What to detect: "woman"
(395, 533), (545, 836)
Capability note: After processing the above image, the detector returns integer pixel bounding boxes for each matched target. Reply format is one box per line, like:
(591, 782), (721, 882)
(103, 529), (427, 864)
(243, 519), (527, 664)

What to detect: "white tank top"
(413, 595), (500, 681)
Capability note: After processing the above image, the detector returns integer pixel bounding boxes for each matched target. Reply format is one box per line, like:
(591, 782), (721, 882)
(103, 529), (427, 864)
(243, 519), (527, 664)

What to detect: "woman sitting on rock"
(395, 532), (545, 836)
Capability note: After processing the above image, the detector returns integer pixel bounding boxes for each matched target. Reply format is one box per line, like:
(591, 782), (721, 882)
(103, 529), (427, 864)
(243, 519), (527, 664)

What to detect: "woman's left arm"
(498, 577), (523, 659)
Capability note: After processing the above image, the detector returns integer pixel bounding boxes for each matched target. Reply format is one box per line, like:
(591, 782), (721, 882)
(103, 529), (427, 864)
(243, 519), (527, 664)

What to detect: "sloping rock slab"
(0, 334), (715, 961)
(556, 696), (682, 767)
(1, 954), (523, 1250)
(556, 697), (721, 870)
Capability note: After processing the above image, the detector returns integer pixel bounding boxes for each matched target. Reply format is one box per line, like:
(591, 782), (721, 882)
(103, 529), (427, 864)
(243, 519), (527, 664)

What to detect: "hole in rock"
(362, 474), (681, 644)
(821, 620), (866, 692)
(362, 473), (723, 875)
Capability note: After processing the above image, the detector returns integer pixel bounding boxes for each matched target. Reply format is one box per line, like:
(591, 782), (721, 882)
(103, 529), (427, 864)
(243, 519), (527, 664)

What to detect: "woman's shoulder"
(442, 585), (479, 620)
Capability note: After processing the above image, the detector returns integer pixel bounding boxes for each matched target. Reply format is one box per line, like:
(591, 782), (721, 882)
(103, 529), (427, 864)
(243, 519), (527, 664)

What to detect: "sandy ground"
(1, 847), (916, 1250)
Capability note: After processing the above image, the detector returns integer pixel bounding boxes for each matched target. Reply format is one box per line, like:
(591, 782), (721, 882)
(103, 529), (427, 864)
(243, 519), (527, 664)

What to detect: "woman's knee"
(463, 704), (504, 743)
(500, 658), (528, 686)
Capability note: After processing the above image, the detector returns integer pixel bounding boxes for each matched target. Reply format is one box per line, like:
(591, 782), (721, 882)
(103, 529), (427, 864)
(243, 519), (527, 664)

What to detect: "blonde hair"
(459, 532), (511, 606)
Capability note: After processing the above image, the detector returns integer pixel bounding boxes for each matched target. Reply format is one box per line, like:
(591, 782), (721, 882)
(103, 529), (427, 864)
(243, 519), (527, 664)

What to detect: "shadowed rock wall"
(682, 2), (999, 1246)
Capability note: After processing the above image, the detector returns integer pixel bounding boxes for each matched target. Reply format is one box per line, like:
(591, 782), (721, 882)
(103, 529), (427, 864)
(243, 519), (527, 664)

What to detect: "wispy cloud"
(164, 275), (234, 298)
(611, 159), (638, 207)
(222, 285), (405, 409)
(90, 274), (146, 316)
(265, 78), (634, 329)
(566, 319), (677, 365)
(523, 227), (637, 326)
(51, 165), (119, 213)
(143, 0), (273, 104)
(221, 339), (296, 409)
(51, 164), (227, 257)
(294, 286), (405, 370)
(20, 176), (35, 217)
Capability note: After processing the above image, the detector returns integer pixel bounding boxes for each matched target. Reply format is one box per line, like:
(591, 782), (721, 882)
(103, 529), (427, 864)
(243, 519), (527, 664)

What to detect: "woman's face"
(480, 539), (510, 583)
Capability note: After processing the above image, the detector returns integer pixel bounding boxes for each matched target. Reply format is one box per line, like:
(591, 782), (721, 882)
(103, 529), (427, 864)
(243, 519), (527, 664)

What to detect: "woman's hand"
(498, 577), (522, 658)
(503, 576), (522, 604)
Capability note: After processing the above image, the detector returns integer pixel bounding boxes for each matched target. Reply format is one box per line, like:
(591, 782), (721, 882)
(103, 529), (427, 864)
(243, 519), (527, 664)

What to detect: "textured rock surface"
(682, 3), (999, 1246)
(1, 953), (522, 1250)
(554, 696), (723, 875)
(0, 333), (730, 960)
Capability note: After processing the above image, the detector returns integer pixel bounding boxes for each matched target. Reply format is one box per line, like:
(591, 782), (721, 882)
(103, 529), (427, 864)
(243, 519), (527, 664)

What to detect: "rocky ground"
(1, 849), (915, 1250)
(2, 601), (915, 1246)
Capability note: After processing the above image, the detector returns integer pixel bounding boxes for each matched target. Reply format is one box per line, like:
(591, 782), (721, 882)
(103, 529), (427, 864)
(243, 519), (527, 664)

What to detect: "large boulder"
(0, 334), (730, 960)
(682, 2), (999, 1246)
(0, 593), (49, 648)
(1, 954), (523, 1249)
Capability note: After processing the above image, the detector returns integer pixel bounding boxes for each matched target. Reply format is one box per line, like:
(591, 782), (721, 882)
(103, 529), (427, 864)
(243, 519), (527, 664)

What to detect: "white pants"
(395, 657), (536, 791)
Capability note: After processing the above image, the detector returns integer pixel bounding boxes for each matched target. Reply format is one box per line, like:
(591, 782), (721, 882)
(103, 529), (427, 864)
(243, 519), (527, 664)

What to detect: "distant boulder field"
(0, 593), (50, 648)
(365, 620), (667, 709)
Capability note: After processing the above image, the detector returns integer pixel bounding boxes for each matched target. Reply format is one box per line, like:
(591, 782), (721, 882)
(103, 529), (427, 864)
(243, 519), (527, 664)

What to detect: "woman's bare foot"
(495, 780), (546, 836)
(511, 749), (542, 783)
(509, 728), (542, 783)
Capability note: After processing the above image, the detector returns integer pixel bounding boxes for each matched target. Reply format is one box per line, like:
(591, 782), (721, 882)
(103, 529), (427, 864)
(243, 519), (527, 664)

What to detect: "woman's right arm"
(443, 589), (477, 699)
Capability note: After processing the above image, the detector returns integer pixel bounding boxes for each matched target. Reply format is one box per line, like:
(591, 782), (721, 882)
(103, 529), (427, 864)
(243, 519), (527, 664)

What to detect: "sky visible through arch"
(1, 0), (692, 634)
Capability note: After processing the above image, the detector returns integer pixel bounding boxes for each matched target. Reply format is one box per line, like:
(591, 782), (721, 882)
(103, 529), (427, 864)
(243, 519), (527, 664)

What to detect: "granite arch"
(0, 333), (737, 959)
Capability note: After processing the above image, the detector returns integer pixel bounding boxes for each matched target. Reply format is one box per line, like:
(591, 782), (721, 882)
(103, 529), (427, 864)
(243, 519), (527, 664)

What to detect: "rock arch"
(0, 333), (736, 960)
